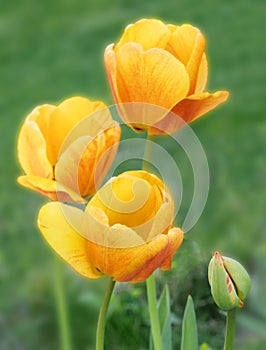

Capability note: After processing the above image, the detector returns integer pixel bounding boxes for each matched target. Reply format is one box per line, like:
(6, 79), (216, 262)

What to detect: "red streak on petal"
(214, 251), (224, 267)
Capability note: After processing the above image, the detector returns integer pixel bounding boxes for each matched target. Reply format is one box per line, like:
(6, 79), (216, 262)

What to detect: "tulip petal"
(89, 171), (165, 229)
(172, 91), (230, 124)
(145, 201), (175, 241)
(17, 117), (53, 178)
(58, 96), (106, 124)
(81, 206), (145, 248)
(186, 33), (206, 94)
(115, 18), (171, 51)
(38, 202), (101, 278)
(55, 124), (120, 199)
(17, 175), (85, 202)
(87, 227), (183, 282)
(166, 24), (206, 95)
(104, 44), (119, 104)
(223, 257), (251, 301)
(147, 109), (186, 135)
(166, 24), (202, 66)
(79, 124), (121, 197)
(194, 53), (208, 94)
(149, 90), (229, 135)
(159, 227), (184, 270)
(115, 43), (190, 115)
(151, 91), (229, 135)
(47, 97), (107, 165)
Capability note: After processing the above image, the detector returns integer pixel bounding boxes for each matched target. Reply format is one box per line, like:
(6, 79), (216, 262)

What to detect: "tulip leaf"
(181, 295), (198, 350)
(149, 284), (172, 350)
(200, 343), (212, 350)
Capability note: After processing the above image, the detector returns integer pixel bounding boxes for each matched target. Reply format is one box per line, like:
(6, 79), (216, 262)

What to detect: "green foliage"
(200, 343), (212, 350)
(149, 285), (172, 350)
(105, 283), (149, 350)
(181, 295), (198, 350)
(158, 285), (172, 350)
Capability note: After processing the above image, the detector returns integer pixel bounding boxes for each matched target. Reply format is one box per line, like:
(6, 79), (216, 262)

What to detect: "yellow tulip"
(105, 18), (229, 134)
(37, 170), (184, 282)
(17, 96), (121, 202)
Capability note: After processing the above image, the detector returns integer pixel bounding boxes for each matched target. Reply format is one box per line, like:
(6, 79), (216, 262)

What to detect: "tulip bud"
(208, 251), (251, 311)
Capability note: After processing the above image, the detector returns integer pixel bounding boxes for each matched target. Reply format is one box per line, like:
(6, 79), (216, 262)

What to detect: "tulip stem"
(96, 278), (116, 350)
(142, 134), (155, 171)
(146, 274), (163, 350)
(53, 256), (72, 350)
(224, 308), (236, 350)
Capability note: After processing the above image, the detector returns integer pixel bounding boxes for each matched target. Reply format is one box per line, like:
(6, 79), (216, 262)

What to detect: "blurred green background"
(0, 0), (265, 349)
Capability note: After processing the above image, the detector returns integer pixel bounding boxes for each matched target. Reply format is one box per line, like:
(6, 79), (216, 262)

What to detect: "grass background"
(0, 0), (265, 349)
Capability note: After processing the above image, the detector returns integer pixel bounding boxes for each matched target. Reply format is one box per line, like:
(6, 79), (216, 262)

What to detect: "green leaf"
(200, 343), (212, 350)
(158, 285), (172, 350)
(181, 295), (198, 350)
(149, 284), (172, 350)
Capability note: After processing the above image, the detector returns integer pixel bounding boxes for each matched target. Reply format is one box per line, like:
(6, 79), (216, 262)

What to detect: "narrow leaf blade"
(181, 295), (198, 350)
(158, 285), (172, 350)
(149, 284), (172, 350)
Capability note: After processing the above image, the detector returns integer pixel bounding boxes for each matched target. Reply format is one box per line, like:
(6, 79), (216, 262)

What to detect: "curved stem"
(53, 256), (72, 350)
(224, 308), (236, 350)
(96, 278), (116, 350)
(146, 274), (163, 350)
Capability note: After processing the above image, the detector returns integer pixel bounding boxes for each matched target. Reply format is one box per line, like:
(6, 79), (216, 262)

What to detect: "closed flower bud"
(208, 251), (251, 311)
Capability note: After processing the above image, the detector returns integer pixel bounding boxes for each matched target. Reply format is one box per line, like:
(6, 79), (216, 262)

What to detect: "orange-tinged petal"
(79, 123), (121, 197)
(17, 175), (85, 203)
(104, 44), (119, 104)
(88, 171), (164, 228)
(87, 227), (184, 282)
(186, 33), (206, 94)
(58, 96), (106, 125)
(27, 104), (56, 144)
(115, 18), (171, 51)
(159, 227), (184, 270)
(81, 206), (145, 248)
(56, 136), (94, 198)
(147, 110), (186, 135)
(47, 97), (107, 165)
(166, 24), (206, 94)
(26, 104), (58, 167)
(125, 170), (165, 190)
(17, 117), (53, 178)
(149, 90), (229, 135)
(166, 24), (202, 65)
(194, 53), (208, 94)
(115, 43), (190, 110)
(172, 91), (230, 124)
(55, 124), (120, 199)
(38, 202), (101, 279)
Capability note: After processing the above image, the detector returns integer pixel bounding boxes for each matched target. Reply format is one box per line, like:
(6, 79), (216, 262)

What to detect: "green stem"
(96, 278), (116, 350)
(53, 256), (72, 350)
(224, 308), (237, 350)
(146, 274), (163, 350)
(144, 134), (163, 350)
